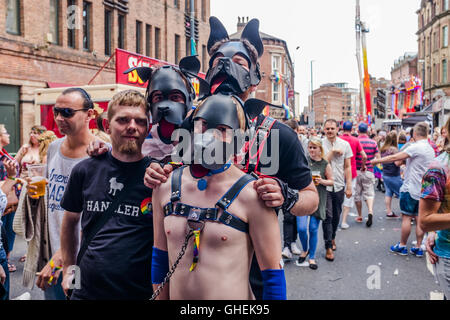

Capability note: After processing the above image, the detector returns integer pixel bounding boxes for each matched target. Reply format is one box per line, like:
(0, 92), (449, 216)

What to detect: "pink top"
(340, 133), (363, 179)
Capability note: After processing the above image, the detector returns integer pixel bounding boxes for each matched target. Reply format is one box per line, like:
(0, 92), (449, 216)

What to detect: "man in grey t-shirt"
(27, 88), (96, 300)
(372, 122), (435, 257)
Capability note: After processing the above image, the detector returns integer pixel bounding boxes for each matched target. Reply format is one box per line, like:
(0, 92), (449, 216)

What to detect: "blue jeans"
(383, 174), (402, 198)
(44, 274), (66, 300)
(1, 211), (16, 252)
(0, 247), (9, 300)
(399, 192), (419, 216)
(297, 216), (321, 260)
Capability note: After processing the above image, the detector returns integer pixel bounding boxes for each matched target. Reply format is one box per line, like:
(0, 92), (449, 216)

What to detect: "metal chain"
(150, 229), (194, 300)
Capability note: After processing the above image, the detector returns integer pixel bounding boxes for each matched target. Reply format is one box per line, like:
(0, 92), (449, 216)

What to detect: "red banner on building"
(115, 48), (205, 95)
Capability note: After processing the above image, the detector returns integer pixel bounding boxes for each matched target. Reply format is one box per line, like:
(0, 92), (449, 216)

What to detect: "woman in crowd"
(437, 126), (448, 153)
(398, 132), (407, 150)
(0, 158), (17, 300)
(296, 137), (333, 270)
(14, 125), (46, 179)
(38, 130), (57, 163)
(420, 118), (450, 300)
(0, 125), (20, 273)
(380, 131), (403, 218)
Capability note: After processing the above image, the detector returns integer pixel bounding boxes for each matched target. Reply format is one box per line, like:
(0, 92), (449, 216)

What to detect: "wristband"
(151, 247), (169, 284)
(261, 269), (287, 300)
(7, 176), (16, 181)
(273, 178), (299, 213)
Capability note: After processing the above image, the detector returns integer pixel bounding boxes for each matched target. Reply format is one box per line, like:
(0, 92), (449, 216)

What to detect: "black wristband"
(273, 178), (299, 213)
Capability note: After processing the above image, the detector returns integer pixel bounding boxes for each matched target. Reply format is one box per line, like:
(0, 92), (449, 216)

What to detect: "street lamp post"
(310, 60), (315, 127)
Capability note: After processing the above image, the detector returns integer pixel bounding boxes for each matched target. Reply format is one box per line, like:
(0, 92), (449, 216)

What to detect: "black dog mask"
(206, 17), (264, 95)
(124, 56), (209, 144)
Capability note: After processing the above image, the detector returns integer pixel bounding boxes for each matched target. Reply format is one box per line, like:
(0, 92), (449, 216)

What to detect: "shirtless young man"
(151, 93), (285, 300)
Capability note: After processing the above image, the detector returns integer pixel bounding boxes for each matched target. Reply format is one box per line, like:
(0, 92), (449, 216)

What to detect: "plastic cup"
(312, 171), (321, 186)
(28, 164), (46, 197)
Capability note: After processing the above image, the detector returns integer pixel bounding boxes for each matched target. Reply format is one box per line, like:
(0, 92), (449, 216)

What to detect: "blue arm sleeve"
(151, 247), (169, 284)
(261, 269), (287, 300)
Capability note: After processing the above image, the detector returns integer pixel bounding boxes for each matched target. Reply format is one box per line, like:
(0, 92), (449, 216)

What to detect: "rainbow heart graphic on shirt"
(140, 197), (152, 215)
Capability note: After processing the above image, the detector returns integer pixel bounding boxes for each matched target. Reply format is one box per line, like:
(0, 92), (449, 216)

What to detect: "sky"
(210, 0), (421, 113)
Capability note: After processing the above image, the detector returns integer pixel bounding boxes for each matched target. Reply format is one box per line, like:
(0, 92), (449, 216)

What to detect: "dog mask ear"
(123, 66), (153, 84)
(179, 55), (201, 76)
(179, 55), (211, 99)
(207, 16), (230, 53)
(244, 99), (282, 120)
(240, 19), (264, 57)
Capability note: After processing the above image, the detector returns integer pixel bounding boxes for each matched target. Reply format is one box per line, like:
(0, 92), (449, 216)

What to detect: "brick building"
(391, 52), (418, 87)
(0, 0), (210, 152)
(417, 0), (450, 105)
(229, 17), (295, 121)
(307, 83), (359, 127)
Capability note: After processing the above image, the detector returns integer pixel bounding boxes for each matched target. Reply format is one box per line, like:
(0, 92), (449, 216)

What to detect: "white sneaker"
(282, 247), (292, 259)
(341, 222), (350, 229)
(291, 243), (302, 255)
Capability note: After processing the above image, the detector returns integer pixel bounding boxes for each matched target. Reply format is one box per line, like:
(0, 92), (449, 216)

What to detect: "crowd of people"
(0, 15), (449, 301)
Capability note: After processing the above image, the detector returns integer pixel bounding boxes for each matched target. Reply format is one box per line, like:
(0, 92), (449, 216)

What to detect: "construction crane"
(355, 0), (372, 124)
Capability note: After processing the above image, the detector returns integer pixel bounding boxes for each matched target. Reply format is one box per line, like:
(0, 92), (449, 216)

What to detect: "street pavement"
(7, 189), (443, 300)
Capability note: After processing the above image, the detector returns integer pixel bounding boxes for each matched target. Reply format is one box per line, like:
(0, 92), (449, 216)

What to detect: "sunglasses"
(53, 107), (89, 118)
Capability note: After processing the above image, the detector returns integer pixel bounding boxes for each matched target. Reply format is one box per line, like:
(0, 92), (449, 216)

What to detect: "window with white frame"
(272, 82), (281, 103)
(272, 55), (281, 73)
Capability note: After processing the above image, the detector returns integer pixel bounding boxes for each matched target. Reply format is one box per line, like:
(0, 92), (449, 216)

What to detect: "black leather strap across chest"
(163, 166), (255, 233)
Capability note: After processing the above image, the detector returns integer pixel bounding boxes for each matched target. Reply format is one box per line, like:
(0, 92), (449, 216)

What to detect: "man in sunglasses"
(27, 87), (96, 300)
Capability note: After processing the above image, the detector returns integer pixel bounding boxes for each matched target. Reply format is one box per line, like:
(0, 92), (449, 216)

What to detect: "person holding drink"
(296, 138), (334, 269)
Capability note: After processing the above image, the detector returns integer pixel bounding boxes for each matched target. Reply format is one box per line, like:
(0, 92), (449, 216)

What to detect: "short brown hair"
(324, 119), (338, 127)
(107, 90), (147, 121)
(413, 122), (429, 138)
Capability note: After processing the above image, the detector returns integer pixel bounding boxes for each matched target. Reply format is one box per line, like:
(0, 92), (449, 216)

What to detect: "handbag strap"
(76, 157), (151, 265)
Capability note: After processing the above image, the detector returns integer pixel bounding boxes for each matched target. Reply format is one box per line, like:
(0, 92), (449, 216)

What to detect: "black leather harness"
(163, 166), (255, 233)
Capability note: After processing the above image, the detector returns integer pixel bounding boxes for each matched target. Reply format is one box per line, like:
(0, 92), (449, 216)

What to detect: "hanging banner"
(115, 48), (205, 96)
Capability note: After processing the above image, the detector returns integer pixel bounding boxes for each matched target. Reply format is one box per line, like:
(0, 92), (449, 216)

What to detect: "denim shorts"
(383, 175), (403, 198)
(399, 192), (419, 216)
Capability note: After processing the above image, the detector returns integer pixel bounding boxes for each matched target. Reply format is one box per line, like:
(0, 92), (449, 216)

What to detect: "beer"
(31, 176), (46, 197)
(312, 171), (321, 186)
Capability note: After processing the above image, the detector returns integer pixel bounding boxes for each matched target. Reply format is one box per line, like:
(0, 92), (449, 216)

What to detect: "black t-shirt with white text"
(61, 152), (153, 300)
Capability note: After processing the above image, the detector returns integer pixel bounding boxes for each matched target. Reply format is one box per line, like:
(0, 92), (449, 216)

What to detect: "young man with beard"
(29, 88), (96, 300)
(152, 94), (285, 300)
(60, 90), (154, 299)
(146, 17), (318, 299)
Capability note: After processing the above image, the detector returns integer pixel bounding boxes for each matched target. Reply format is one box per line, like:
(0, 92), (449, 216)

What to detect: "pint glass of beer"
(312, 171), (321, 186)
(28, 164), (46, 198)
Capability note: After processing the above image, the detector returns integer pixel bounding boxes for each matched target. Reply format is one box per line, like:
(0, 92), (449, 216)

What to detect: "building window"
(136, 20), (142, 54)
(201, 0), (206, 21)
(82, 1), (92, 51)
(155, 27), (161, 59)
(6, 0), (21, 35)
(49, 0), (60, 44)
(175, 34), (181, 64)
(145, 24), (152, 57)
(444, 0), (449, 11)
(443, 26), (448, 47)
(272, 82), (281, 103)
(67, 0), (76, 48)
(443, 59), (448, 83)
(185, 37), (191, 56)
(272, 55), (281, 73)
(202, 45), (207, 73)
(118, 14), (126, 49)
(104, 9), (112, 55)
(174, 0), (179, 8)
